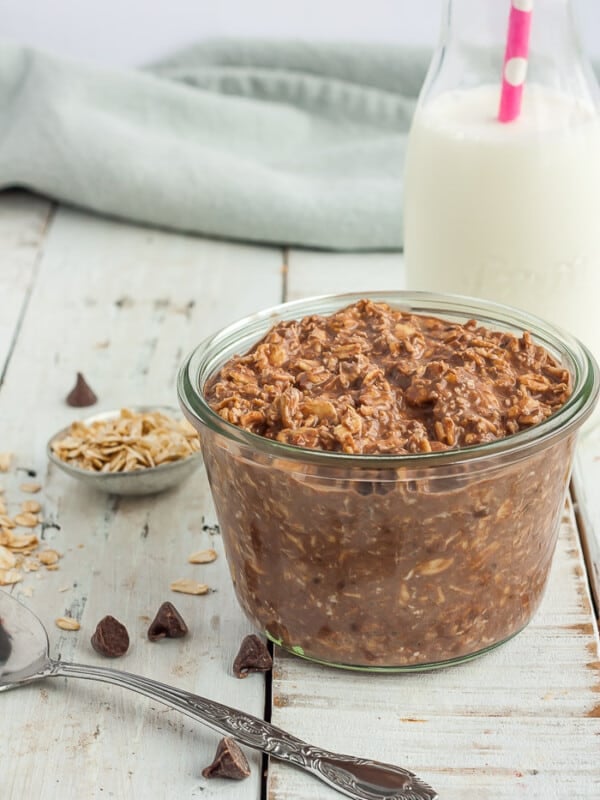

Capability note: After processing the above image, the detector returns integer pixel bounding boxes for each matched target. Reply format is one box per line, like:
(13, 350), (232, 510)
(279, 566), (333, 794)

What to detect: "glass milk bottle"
(404, 0), (600, 367)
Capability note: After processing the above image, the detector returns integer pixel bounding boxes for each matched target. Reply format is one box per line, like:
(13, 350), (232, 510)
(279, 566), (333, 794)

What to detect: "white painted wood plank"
(286, 250), (405, 300)
(269, 713), (600, 800)
(1, 206), (284, 799)
(268, 501), (600, 800)
(0, 190), (53, 376)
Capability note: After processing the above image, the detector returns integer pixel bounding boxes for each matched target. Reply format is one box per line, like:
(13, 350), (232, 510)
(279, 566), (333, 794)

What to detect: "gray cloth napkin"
(0, 40), (430, 250)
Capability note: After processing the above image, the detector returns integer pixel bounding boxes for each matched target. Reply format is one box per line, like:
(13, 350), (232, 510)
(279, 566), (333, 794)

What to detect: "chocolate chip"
(233, 634), (272, 678)
(91, 615), (129, 657)
(202, 737), (251, 780)
(66, 372), (98, 407)
(147, 602), (188, 641)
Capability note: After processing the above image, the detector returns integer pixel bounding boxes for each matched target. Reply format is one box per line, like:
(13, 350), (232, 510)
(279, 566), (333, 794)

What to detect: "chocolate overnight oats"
(179, 293), (598, 670)
(205, 299), (571, 451)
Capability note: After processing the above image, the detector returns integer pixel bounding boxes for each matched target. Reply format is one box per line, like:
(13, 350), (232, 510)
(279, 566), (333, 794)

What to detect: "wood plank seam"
(0, 199), (56, 389)
(571, 478), (600, 619)
(261, 640), (275, 800)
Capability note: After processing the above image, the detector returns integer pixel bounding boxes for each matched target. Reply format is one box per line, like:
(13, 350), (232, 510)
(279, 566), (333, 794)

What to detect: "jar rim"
(177, 291), (599, 470)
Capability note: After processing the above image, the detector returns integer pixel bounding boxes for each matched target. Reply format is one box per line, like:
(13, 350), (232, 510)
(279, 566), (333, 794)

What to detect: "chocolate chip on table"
(202, 737), (251, 780)
(91, 615), (129, 657)
(66, 372), (98, 407)
(147, 601), (188, 641)
(233, 634), (272, 678)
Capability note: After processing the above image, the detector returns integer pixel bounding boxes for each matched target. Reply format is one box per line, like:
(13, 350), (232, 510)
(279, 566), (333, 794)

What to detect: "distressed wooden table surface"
(1, 191), (599, 800)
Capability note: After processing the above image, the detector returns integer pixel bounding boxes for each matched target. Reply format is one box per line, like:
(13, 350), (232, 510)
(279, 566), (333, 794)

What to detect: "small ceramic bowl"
(47, 406), (203, 496)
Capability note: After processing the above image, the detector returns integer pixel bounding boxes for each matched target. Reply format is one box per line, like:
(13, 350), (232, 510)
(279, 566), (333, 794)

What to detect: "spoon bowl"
(0, 590), (437, 800)
(0, 590), (51, 686)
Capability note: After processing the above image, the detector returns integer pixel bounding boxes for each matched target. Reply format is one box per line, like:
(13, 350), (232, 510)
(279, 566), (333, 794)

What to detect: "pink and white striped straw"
(498, 0), (533, 123)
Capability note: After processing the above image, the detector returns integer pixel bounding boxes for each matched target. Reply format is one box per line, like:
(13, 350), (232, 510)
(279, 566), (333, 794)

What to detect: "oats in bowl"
(48, 406), (202, 496)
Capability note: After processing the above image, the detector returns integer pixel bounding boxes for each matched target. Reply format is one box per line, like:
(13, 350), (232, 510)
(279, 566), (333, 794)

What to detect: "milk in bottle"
(404, 0), (600, 370)
(404, 83), (600, 361)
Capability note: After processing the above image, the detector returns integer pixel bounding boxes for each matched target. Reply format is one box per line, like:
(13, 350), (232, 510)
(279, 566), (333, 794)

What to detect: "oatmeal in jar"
(179, 295), (596, 670)
(205, 299), (571, 453)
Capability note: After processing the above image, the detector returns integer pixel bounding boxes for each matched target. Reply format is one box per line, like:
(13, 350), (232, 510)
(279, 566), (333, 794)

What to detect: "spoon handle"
(49, 660), (436, 800)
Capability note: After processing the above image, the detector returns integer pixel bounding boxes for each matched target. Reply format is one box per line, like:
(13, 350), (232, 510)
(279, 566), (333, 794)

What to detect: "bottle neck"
(422, 0), (595, 106)
(440, 0), (577, 50)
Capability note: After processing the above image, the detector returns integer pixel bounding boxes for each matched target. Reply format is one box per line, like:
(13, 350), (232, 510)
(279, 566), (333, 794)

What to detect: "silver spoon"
(0, 590), (437, 800)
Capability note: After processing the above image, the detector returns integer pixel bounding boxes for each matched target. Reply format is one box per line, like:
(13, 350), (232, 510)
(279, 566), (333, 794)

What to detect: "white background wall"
(0, 0), (599, 67)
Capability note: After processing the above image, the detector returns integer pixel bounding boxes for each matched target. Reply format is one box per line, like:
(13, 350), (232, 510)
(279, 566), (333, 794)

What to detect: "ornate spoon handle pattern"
(50, 659), (437, 800)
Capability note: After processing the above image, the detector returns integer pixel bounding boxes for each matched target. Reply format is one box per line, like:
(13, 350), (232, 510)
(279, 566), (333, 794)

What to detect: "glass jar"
(178, 292), (598, 671)
(404, 0), (600, 376)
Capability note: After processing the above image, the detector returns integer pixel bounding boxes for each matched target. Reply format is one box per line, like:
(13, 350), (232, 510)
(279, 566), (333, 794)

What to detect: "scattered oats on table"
(188, 548), (218, 564)
(20, 483), (41, 494)
(38, 549), (60, 566)
(55, 616), (80, 631)
(0, 545), (16, 569)
(0, 568), (22, 586)
(14, 512), (39, 528)
(51, 408), (200, 473)
(0, 460), (61, 586)
(170, 578), (209, 596)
